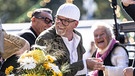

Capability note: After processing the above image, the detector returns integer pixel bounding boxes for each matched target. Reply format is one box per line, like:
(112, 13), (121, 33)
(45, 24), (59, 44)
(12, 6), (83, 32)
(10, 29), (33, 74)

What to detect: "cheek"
(38, 24), (45, 31)
(103, 38), (110, 47)
(94, 39), (98, 46)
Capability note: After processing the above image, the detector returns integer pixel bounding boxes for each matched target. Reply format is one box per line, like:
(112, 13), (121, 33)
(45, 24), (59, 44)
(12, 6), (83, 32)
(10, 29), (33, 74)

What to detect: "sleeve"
(75, 60), (88, 75)
(104, 46), (129, 76)
(133, 69), (135, 76)
(20, 32), (35, 46)
(3, 31), (30, 59)
(121, 2), (135, 21)
(63, 60), (85, 76)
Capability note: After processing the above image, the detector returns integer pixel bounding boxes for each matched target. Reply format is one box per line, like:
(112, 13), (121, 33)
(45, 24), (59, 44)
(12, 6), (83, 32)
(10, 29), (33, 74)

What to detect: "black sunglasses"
(35, 16), (53, 24)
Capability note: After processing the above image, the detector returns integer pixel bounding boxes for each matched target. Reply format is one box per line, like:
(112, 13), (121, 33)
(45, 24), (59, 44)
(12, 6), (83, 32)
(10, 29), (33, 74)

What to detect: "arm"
(3, 31), (30, 59)
(122, 0), (135, 6)
(123, 67), (134, 76)
(20, 33), (35, 46)
(133, 69), (135, 76)
(103, 47), (129, 76)
(121, 0), (135, 21)
(63, 58), (103, 76)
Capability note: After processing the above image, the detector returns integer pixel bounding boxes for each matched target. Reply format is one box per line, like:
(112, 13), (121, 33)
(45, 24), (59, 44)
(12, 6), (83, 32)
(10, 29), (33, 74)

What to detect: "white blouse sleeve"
(104, 46), (129, 76)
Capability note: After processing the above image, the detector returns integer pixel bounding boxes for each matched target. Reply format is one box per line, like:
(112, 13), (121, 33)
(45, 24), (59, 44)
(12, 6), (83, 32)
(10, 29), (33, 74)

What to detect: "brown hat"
(2, 30), (30, 59)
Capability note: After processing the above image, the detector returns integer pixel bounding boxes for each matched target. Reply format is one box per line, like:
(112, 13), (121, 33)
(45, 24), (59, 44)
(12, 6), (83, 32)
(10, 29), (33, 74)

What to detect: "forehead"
(57, 15), (74, 20)
(40, 12), (52, 19)
(95, 26), (106, 31)
(93, 26), (107, 34)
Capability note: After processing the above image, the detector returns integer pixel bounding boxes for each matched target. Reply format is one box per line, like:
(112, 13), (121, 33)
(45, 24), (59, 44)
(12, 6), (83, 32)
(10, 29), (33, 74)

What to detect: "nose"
(95, 35), (101, 39)
(97, 35), (100, 39)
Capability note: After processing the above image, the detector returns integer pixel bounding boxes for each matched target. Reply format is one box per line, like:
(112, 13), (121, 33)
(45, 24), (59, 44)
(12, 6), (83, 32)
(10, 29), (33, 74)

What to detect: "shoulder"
(18, 29), (33, 35)
(113, 43), (128, 56)
(113, 43), (127, 51)
(19, 28), (36, 38)
(36, 26), (57, 46)
(73, 29), (82, 37)
(38, 26), (56, 40)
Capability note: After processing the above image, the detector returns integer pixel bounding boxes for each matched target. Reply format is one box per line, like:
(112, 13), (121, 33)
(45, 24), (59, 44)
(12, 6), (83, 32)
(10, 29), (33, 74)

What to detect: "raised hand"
(86, 58), (103, 70)
(122, 0), (135, 6)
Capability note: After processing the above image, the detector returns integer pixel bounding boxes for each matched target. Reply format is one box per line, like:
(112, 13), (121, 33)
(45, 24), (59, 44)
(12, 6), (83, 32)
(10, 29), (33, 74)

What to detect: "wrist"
(122, 2), (130, 7)
(101, 65), (105, 71)
(133, 68), (135, 76)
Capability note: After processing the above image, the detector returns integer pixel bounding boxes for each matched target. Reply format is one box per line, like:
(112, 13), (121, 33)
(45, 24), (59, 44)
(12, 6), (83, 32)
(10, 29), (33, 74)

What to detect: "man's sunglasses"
(35, 16), (53, 24)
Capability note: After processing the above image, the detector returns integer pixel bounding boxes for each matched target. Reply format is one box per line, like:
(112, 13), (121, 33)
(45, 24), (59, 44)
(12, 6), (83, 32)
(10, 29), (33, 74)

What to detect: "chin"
(56, 30), (65, 36)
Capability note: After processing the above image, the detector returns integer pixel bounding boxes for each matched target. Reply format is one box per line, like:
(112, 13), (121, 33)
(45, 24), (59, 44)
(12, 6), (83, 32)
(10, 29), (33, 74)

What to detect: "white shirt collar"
(61, 32), (81, 64)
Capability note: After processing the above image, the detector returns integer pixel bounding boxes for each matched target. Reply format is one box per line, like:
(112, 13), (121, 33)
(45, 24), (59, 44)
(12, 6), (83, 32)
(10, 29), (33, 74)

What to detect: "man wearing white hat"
(36, 3), (103, 76)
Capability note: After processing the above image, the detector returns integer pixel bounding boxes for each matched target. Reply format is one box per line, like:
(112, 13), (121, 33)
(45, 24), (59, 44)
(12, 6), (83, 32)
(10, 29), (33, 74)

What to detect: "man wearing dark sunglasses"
(0, 8), (53, 75)
(18, 8), (53, 47)
(36, 3), (103, 76)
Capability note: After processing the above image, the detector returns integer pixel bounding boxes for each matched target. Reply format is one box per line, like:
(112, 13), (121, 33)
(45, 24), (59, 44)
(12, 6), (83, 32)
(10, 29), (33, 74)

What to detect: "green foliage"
(0, 0), (129, 23)
(94, 0), (113, 19)
(0, 0), (38, 23)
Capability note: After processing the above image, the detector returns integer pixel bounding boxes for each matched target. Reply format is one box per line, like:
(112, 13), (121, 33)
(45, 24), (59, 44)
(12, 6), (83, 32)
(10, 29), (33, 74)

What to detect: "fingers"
(86, 58), (104, 70)
(93, 63), (103, 70)
(131, 1), (135, 4)
(123, 67), (134, 76)
(122, 0), (135, 6)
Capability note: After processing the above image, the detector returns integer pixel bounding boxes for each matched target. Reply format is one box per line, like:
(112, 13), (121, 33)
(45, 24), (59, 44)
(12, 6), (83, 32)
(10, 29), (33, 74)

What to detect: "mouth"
(58, 25), (65, 30)
(56, 28), (66, 36)
(97, 40), (104, 44)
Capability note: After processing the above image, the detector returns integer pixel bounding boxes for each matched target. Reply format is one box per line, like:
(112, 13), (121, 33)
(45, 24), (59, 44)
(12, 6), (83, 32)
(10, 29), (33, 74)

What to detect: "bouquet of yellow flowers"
(5, 45), (69, 76)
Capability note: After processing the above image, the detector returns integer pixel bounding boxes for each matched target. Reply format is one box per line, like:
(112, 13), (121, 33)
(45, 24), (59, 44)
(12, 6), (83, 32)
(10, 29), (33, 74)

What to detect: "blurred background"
(0, 0), (133, 23)
(1, 0), (135, 59)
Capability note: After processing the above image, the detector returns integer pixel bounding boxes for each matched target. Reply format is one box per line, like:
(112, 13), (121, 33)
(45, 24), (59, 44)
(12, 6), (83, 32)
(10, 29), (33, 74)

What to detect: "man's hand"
(123, 67), (134, 76)
(122, 0), (135, 6)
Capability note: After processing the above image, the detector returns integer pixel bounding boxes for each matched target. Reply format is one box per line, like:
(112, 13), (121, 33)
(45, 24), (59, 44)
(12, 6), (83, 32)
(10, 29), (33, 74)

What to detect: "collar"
(61, 32), (80, 42)
(30, 27), (38, 37)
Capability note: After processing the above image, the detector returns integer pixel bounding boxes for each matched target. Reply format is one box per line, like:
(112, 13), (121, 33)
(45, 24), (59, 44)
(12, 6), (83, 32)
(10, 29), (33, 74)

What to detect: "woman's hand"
(86, 58), (103, 70)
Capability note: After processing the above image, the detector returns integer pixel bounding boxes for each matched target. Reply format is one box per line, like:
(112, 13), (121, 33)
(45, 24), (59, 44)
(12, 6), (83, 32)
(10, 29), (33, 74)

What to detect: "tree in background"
(94, 0), (133, 21)
(0, 0), (38, 23)
(0, 0), (132, 23)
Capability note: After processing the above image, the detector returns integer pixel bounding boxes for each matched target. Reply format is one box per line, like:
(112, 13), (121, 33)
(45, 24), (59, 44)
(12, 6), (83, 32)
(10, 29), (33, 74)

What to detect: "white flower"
(20, 57), (36, 70)
(50, 63), (61, 73)
(7, 74), (15, 76)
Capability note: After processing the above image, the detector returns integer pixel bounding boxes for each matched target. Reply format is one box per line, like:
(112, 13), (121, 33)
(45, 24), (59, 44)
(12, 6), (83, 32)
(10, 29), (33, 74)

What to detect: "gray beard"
(56, 29), (66, 36)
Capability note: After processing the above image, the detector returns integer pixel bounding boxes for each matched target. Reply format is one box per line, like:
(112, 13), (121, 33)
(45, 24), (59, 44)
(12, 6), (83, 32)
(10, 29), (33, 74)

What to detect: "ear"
(74, 21), (79, 28)
(31, 17), (36, 22)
